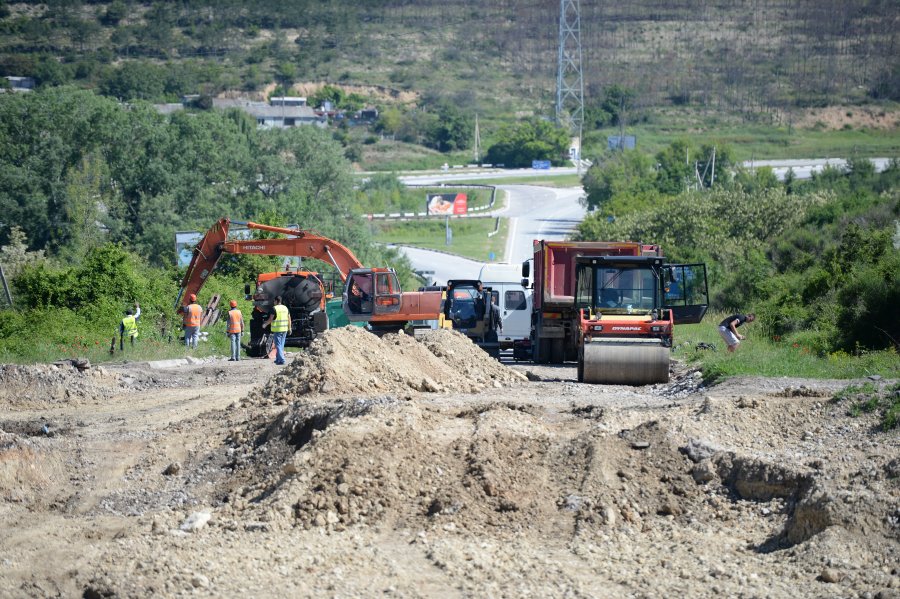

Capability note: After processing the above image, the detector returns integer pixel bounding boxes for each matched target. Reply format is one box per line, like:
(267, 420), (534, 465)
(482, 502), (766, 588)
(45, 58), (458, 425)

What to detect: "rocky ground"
(0, 327), (897, 598)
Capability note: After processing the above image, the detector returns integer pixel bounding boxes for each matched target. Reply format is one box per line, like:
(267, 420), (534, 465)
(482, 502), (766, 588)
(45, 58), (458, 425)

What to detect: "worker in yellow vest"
(226, 300), (244, 361)
(182, 293), (203, 349)
(263, 295), (292, 365)
(119, 302), (141, 351)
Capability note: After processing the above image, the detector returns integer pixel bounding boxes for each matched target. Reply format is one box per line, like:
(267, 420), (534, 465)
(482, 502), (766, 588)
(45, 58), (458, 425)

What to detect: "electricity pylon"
(556, 0), (584, 141)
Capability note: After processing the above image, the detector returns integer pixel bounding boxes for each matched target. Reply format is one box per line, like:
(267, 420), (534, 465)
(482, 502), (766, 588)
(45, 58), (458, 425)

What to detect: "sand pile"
(245, 327), (527, 404)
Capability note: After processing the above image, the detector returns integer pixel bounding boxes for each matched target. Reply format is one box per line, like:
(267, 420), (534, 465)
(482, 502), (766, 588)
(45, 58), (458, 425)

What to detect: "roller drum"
(582, 340), (670, 385)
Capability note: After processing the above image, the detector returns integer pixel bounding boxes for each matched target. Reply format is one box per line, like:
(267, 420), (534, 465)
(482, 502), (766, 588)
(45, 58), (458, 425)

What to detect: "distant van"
(477, 263), (532, 352)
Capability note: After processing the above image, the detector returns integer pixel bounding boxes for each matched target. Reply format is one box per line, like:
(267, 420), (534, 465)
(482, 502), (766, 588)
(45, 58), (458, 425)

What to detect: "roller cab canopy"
(573, 256), (708, 324)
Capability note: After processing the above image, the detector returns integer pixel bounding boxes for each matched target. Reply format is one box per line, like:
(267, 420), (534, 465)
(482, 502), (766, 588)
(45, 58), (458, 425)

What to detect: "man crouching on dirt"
(718, 313), (755, 352)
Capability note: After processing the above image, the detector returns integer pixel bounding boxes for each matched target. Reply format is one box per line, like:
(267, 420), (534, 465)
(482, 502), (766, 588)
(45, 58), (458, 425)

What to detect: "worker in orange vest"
(181, 293), (203, 349)
(226, 300), (244, 361)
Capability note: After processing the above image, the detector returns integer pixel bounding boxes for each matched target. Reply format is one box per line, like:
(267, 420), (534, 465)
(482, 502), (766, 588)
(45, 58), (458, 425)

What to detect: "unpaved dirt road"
(1, 328), (897, 598)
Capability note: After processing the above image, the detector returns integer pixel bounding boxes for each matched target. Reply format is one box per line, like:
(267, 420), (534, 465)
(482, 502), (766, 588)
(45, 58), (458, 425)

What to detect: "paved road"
(393, 184), (586, 285)
(741, 157), (891, 181)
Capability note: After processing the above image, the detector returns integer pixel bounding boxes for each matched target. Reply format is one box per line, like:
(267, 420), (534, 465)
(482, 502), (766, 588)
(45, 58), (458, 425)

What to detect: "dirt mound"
(0, 430), (64, 505)
(245, 327), (527, 405)
(219, 397), (713, 540)
(0, 363), (122, 408)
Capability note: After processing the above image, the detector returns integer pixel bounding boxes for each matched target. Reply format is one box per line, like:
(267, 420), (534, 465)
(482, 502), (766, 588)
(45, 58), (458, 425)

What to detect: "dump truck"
(522, 240), (708, 384)
(177, 218), (442, 356)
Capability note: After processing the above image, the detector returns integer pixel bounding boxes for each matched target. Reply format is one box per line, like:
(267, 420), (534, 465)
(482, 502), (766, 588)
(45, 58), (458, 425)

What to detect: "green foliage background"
(0, 87), (418, 363)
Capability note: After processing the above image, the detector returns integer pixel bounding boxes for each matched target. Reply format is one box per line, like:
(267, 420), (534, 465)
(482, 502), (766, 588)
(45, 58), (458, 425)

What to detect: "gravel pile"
(0, 362), (122, 407)
(244, 327), (527, 405)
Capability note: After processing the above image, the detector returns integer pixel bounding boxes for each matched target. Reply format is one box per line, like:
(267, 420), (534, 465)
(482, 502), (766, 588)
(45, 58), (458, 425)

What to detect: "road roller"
(523, 241), (708, 385)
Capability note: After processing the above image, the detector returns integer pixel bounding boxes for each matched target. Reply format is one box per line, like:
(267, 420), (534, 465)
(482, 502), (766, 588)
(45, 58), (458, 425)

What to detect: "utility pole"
(474, 113), (481, 164)
(0, 263), (12, 306)
(556, 0), (584, 172)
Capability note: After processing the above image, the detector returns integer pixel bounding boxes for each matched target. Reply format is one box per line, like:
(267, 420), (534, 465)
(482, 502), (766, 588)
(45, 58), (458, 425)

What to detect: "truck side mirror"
(521, 261), (530, 278)
(521, 278), (529, 289)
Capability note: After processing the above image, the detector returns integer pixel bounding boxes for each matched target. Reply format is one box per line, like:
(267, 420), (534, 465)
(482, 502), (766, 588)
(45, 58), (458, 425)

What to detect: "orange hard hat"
(189, 293), (197, 302)
(230, 300), (237, 308)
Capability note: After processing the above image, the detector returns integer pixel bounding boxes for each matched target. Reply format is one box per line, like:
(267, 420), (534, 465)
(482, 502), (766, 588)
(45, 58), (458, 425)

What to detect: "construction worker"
(182, 293), (203, 349)
(490, 294), (503, 335)
(119, 302), (141, 351)
(263, 295), (291, 365)
(226, 300), (244, 361)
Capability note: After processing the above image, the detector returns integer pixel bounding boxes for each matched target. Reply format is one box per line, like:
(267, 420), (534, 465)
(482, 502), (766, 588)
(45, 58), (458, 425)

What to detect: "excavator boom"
(177, 218), (364, 308)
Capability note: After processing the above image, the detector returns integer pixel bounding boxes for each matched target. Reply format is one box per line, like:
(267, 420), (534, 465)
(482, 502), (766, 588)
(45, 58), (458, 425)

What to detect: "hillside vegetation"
(1, 0), (897, 118)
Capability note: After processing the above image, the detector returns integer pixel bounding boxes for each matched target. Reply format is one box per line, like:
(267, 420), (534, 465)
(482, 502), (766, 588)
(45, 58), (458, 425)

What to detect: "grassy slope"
(583, 108), (900, 162)
(372, 217), (508, 263)
(675, 312), (900, 380)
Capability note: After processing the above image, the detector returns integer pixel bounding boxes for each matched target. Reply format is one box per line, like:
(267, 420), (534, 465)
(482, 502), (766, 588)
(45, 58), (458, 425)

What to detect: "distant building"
(348, 106), (379, 127)
(5, 76), (35, 91)
(357, 107), (378, 121)
(153, 96), (327, 129)
(269, 96), (307, 107)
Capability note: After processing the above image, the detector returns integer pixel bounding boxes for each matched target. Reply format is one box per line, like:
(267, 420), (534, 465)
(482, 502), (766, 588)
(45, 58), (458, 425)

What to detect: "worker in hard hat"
(263, 295), (292, 365)
(118, 302), (141, 351)
(226, 300), (244, 361)
(181, 293), (203, 349)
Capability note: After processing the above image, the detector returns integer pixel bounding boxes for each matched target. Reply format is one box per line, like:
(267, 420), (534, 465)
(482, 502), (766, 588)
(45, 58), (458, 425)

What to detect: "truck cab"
(477, 263), (532, 357)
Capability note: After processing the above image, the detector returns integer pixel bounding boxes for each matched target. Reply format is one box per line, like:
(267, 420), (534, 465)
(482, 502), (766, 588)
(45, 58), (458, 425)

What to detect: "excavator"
(442, 280), (502, 358)
(176, 218), (442, 355)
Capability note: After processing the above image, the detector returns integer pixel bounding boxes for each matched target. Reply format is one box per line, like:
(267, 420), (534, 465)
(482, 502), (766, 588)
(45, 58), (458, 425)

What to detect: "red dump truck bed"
(532, 240), (662, 311)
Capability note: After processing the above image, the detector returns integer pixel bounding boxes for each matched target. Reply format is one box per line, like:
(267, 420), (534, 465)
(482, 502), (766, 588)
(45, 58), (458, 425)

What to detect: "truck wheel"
(537, 339), (551, 364)
(550, 338), (565, 364)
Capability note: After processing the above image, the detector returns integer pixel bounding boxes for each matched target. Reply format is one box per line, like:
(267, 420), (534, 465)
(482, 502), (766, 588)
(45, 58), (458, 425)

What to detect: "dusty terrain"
(0, 327), (897, 598)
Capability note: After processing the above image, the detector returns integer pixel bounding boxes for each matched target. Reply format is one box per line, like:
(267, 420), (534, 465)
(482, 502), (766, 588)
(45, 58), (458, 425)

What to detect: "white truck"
(477, 263), (532, 359)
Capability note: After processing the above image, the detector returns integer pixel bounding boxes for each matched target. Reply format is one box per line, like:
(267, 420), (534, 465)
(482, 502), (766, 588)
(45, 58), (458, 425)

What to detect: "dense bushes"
(484, 119), (570, 168)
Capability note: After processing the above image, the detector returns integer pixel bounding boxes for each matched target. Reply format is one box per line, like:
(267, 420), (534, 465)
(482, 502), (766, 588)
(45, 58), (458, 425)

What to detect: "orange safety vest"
(183, 303), (202, 327)
(227, 308), (243, 334)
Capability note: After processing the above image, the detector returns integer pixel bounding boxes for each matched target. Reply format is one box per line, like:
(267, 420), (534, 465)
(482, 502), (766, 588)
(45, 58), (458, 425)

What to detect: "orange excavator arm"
(176, 218), (364, 308)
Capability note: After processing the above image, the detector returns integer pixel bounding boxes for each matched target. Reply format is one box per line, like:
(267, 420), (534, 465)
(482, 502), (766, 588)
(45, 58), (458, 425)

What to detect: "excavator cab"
(342, 268), (403, 322)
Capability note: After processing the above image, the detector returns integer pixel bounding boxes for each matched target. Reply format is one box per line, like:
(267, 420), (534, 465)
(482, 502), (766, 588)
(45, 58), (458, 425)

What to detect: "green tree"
(582, 150), (658, 213)
(600, 84), (636, 127)
(484, 119), (569, 168)
(654, 140), (694, 195)
(101, 1), (127, 26)
(98, 61), (167, 101)
(425, 102), (472, 152)
(374, 107), (402, 137)
(310, 84), (345, 109)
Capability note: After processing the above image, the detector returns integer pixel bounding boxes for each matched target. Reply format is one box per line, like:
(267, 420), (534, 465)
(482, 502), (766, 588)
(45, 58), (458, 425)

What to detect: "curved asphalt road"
(392, 184), (586, 285)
